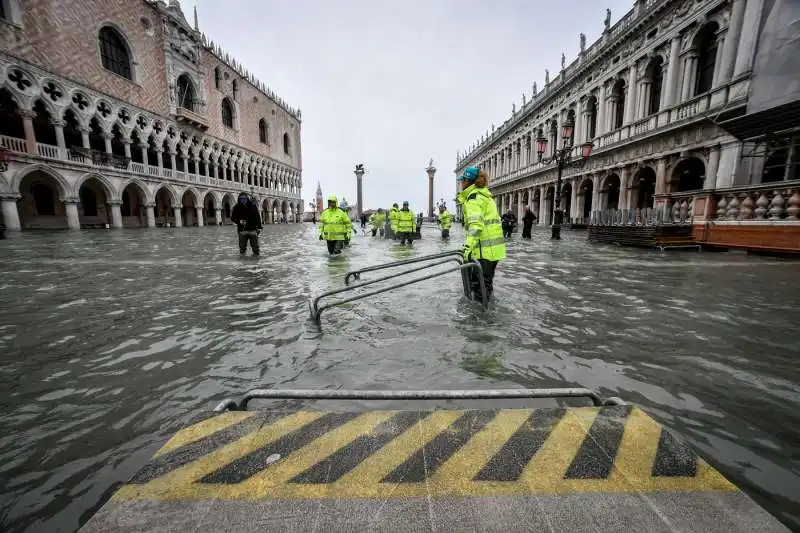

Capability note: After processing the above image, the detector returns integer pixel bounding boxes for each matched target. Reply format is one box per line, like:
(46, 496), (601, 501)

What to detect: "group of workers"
(314, 166), (504, 303)
(232, 175), (506, 304)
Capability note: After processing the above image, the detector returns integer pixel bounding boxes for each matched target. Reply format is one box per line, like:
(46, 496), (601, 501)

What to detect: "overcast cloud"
(181, 0), (633, 213)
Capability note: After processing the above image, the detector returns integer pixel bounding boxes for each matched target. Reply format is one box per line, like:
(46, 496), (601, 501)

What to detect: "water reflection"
(0, 224), (798, 532)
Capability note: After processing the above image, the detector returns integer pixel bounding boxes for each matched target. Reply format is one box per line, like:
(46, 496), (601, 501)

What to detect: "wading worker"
(231, 192), (262, 256)
(388, 203), (400, 239)
(458, 167), (506, 302)
(396, 201), (416, 246)
(437, 204), (452, 239)
(319, 195), (349, 255)
(371, 208), (386, 237)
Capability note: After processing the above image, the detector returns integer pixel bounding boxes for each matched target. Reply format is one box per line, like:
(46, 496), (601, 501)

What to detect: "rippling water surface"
(0, 225), (798, 532)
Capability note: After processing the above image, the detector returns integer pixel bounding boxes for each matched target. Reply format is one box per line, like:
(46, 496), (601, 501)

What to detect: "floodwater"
(0, 224), (798, 533)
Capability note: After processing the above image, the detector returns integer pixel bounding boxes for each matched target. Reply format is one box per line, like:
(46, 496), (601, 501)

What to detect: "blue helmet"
(459, 167), (479, 182)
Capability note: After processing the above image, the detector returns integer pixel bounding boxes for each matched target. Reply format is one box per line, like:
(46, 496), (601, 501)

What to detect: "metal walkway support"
(214, 387), (627, 411)
(310, 251), (486, 322)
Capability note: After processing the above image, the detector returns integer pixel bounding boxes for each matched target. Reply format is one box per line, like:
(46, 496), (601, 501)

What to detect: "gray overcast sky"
(181, 0), (633, 212)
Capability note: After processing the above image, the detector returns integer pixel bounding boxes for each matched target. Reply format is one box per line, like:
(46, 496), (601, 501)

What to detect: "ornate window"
(612, 79), (626, 130)
(99, 27), (132, 80)
(259, 118), (268, 144)
(648, 58), (664, 115)
(283, 132), (290, 155)
(694, 22), (719, 96)
(221, 98), (234, 128)
(214, 67), (221, 89)
(176, 74), (195, 111)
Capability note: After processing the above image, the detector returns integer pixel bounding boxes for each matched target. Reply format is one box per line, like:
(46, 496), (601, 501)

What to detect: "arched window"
(221, 98), (234, 128)
(612, 79), (626, 130)
(99, 26), (132, 80)
(283, 132), (290, 155)
(647, 57), (664, 115)
(586, 96), (597, 140)
(694, 23), (719, 96)
(232, 80), (238, 101)
(259, 119), (268, 144)
(176, 74), (196, 111)
(214, 67), (221, 89)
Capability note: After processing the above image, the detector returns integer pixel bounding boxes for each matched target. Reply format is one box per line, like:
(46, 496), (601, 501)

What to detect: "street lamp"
(536, 117), (594, 240)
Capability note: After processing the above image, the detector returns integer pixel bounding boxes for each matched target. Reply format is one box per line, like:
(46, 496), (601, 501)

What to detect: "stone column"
(215, 208), (222, 226)
(570, 180), (579, 221)
(425, 161), (436, 219)
(712, 36), (726, 87)
(680, 53), (698, 101)
(662, 36), (682, 108)
(51, 119), (66, 156)
(1, 196), (21, 230)
(591, 175), (601, 216)
(170, 151), (177, 172)
(145, 204), (156, 228)
(705, 145), (722, 189)
(718, 0), (747, 83)
(109, 201), (123, 228)
(624, 66), (638, 124)
(173, 206), (183, 228)
(354, 166), (365, 217)
(138, 144), (148, 167)
(193, 157), (201, 178)
(103, 134), (112, 155)
(65, 200), (80, 230)
(606, 96), (618, 131)
(209, 159), (216, 179)
(655, 159), (668, 194)
(80, 127), (91, 149)
(619, 167), (631, 210)
(574, 101), (584, 145)
(196, 206), (204, 227)
(122, 140), (132, 160)
(733, 0), (764, 77)
(20, 110), (37, 154)
(539, 187), (548, 225)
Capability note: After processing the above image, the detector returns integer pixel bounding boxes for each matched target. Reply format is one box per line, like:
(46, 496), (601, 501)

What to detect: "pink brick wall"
(201, 52), (301, 169)
(0, 0), (169, 116)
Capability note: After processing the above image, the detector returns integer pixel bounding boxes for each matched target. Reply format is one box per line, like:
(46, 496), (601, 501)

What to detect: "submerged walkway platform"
(80, 406), (790, 532)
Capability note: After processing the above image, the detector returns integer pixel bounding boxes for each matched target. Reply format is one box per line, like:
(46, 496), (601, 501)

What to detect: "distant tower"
(354, 164), (365, 217)
(426, 159), (436, 219)
(315, 181), (324, 214)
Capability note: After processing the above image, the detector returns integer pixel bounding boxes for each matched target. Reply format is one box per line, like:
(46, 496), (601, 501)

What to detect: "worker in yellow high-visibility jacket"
(319, 195), (350, 255)
(396, 201), (416, 246)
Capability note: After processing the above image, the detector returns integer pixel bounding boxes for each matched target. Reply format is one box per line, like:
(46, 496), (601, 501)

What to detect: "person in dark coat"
(522, 207), (536, 238)
(501, 210), (516, 238)
(230, 192), (262, 255)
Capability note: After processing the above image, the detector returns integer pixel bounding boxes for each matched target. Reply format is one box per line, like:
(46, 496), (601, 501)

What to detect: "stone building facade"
(454, 0), (798, 249)
(0, 0), (303, 230)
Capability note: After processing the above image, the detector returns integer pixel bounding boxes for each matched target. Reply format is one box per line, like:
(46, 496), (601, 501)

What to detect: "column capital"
(63, 197), (81, 205)
(49, 119), (67, 128)
(144, 202), (156, 208)
(19, 109), (37, 120)
(0, 193), (22, 201)
(108, 200), (123, 206)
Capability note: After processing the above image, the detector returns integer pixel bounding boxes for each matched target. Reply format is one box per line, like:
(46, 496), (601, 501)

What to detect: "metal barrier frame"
(310, 260), (488, 322)
(345, 250), (465, 285)
(214, 387), (627, 411)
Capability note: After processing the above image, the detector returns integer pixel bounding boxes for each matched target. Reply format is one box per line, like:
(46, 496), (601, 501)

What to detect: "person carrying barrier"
(458, 167), (506, 302)
(319, 195), (349, 255)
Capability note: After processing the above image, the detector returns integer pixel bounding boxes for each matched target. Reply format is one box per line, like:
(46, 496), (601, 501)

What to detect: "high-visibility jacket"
(319, 207), (349, 241)
(396, 208), (416, 233)
(388, 208), (400, 231)
(371, 212), (386, 229)
(438, 209), (452, 230)
(461, 185), (506, 261)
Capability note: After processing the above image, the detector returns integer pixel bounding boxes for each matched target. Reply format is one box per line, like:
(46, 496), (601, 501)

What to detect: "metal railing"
(310, 251), (488, 322)
(214, 387), (627, 411)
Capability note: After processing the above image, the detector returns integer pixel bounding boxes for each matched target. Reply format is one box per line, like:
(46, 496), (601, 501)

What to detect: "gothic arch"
(74, 172), (116, 201)
(11, 163), (70, 199)
(153, 183), (180, 206)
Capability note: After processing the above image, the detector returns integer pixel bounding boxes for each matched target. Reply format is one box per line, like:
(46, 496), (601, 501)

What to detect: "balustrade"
(0, 135), (302, 203)
(712, 182), (800, 222)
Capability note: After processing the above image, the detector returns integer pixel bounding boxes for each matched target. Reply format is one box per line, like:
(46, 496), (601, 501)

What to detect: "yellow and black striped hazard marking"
(114, 406), (737, 501)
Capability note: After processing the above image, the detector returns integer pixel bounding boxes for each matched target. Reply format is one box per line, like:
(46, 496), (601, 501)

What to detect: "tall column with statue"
(354, 164), (365, 217)
(426, 159), (436, 220)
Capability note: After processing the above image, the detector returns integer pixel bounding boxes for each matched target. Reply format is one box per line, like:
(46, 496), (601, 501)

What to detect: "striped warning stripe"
(114, 406), (736, 501)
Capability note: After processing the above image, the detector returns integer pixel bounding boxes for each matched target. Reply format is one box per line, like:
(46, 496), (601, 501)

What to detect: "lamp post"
(536, 117), (594, 240)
